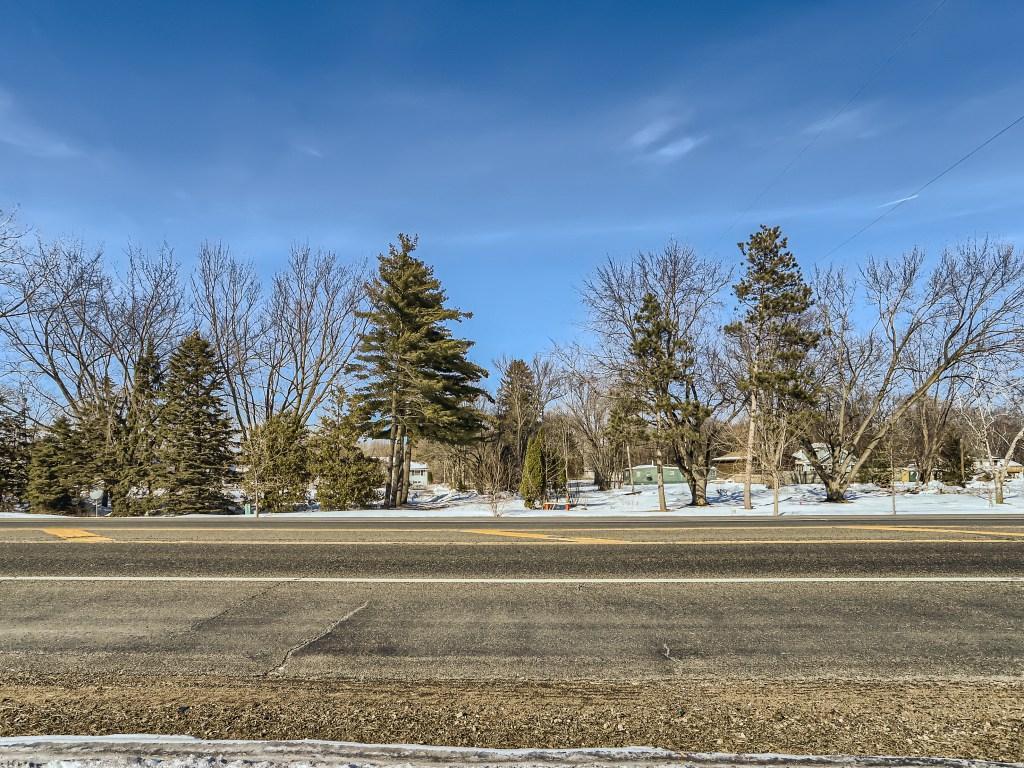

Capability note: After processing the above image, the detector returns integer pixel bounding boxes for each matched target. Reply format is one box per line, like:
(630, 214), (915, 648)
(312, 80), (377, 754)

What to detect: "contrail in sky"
(878, 193), (919, 207)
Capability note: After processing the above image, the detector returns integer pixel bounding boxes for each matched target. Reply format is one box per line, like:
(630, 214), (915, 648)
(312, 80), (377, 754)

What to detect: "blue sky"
(2, 0), (1023, 371)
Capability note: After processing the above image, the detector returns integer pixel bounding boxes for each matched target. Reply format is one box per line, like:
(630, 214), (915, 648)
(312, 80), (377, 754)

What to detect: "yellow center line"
(461, 528), (629, 544)
(2, 534), (1022, 545)
(40, 528), (112, 543)
(847, 525), (1024, 538)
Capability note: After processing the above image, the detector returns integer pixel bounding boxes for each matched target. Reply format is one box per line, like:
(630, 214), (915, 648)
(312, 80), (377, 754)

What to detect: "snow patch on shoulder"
(0, 737), (1020, 768)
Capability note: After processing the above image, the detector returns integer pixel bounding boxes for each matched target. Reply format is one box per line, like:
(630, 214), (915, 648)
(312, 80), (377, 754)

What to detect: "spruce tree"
(725, 225), (818, 511)
(495, 359), (541, 485)
(310, 389), (383, 510)
(938, 433), (969, 487)
(519, 432), (544, 509)
(241, 410), (311, 513)
(0, 393), (31, 512)
(630, 291), (705, 509)
(351, 234), (488, 508)
(155, 331), (234, 515)
(115, 341), (163, 515)
(26, 417), (75, 513)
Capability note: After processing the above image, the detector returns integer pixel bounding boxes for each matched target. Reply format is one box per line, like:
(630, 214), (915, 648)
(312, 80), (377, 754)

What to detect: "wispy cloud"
(802, 104), (883, 140)
(629, 118), (677, 149)
(0, 87), (79, 158)
(293, 143), (324, 158)
(628, 116), (705, 163)
(653, 136), (705, 160)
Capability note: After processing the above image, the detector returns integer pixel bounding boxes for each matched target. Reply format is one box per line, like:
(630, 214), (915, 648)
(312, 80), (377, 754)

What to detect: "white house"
(972, 457), (1024, 479)
(408, 461), (431, 488)
(791, 443), (856, 484)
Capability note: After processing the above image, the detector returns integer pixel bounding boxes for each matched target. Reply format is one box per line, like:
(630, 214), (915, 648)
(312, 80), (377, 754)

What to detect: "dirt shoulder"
(1, 676), (1021, 762)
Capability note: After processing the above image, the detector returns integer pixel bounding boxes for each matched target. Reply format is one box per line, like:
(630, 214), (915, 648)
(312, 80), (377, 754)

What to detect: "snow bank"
(0, 736), (1018, 768)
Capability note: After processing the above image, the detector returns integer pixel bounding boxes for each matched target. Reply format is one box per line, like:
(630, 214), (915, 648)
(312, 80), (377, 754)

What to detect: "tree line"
(2, 206), (1023, 514)
(417, 228), (1024, 512)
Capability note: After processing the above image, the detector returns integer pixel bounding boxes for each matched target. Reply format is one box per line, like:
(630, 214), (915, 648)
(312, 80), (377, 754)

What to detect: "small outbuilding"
(622, 464), (686, 485)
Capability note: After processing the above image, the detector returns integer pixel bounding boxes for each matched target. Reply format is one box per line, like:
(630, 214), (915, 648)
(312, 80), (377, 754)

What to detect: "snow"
(4, 480), (1023, 519)
(0, 736), (681, 768)
(0, 736), (1006, 767)
(267, 480), (1024, 518)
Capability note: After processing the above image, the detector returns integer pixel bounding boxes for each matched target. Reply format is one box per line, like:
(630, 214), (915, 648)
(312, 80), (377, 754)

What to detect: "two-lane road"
(2, 515), (1023, 680)
(2, 515), (1023, 758)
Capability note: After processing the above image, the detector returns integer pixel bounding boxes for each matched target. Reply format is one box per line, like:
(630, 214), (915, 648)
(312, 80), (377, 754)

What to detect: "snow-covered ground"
(293, 479), (1024, 518)
(0, 736), (1003, 768)
(3, 480), (1022, 519)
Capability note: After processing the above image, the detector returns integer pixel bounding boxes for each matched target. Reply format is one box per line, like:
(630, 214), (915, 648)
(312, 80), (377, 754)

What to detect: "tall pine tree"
(0, 393), (31, 512)
(114, 340), (164, 515)
(725, 225), (818, 512)
(26, 417), (76, 514)
(351, 234), (488, 508)
(494, 359), (541, 486)
(155, 332), (234, 515)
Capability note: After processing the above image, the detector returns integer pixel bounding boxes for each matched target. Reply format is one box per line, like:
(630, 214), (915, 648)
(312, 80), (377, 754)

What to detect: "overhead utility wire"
(824, 109), (1024, 257)
(714, 0), (949, 250)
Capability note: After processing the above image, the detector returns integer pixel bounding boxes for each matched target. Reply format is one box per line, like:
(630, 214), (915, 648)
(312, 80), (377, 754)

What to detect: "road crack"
(266, 601), (370, 678)
(189, 580), (290, 632)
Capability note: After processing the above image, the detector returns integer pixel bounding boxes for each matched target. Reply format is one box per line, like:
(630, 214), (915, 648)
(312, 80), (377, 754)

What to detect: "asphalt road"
(3, 515), (1023, 757)
(2, 515), (1023, 680)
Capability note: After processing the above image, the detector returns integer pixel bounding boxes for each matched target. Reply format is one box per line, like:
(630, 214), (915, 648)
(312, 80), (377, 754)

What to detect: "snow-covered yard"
(262, 479), (1024, 518)
(3, 480), (1021, 519)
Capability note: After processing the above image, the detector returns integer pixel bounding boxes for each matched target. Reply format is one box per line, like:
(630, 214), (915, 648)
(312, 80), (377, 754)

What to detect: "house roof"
(792, 442), (855, 465)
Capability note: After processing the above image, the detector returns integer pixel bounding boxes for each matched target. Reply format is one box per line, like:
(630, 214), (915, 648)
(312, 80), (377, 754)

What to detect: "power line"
(714, 0), (949, 250)
(824, 109), (1024, 257)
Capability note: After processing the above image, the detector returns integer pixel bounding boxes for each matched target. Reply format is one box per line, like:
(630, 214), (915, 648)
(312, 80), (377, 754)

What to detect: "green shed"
(624, 464), (686, 485)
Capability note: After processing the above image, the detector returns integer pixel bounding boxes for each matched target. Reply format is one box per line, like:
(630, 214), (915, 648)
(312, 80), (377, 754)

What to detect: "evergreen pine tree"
(310, 389), (383, 510)
(64, 382), (123, 509)
(241, 410), (311, 513)
(938, 433), (969, 487)
(115, 341), (164, 515)
(630, 291), (705, 509)
(519, 432), (544, 509)
(155, 331), (234, 515)
(26, 417), (75, 513)
(725, 225), (819, 510)
(495, 359), (541, 485)
(351, 234), (488, 508)
(0, 393), (31, 512)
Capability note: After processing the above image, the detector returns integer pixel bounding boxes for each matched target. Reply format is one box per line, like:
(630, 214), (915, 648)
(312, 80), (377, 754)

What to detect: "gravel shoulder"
(1, 676), (1021, 763)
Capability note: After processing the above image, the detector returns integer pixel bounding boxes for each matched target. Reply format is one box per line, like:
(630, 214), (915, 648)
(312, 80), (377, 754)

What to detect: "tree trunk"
(626, 444), (635, 492)
(889, 437), (896, 514)
(743, 391), (756, 510)
(772, 475), (780, 517)
(399, 438), (413, 505)
(824, 476), (847, 502)
(995, 469), (1005, 504)
(387, 424), (404, 508)
(688, 468), (709, 506)
(655, 444), (667, 512)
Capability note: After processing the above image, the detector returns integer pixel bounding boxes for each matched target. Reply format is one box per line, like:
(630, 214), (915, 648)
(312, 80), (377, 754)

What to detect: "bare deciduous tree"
(194, 242), (366, 436)
(0, 239), (183, 419)
(804, 240), (1024, 500)
(956, 361), (1024, 505)
(582, 241), (733, 506)
(554, 347), (618, 490)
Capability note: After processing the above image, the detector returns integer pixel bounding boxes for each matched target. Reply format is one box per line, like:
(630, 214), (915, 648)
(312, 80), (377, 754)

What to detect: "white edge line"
(1, 576), (1022, 584)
